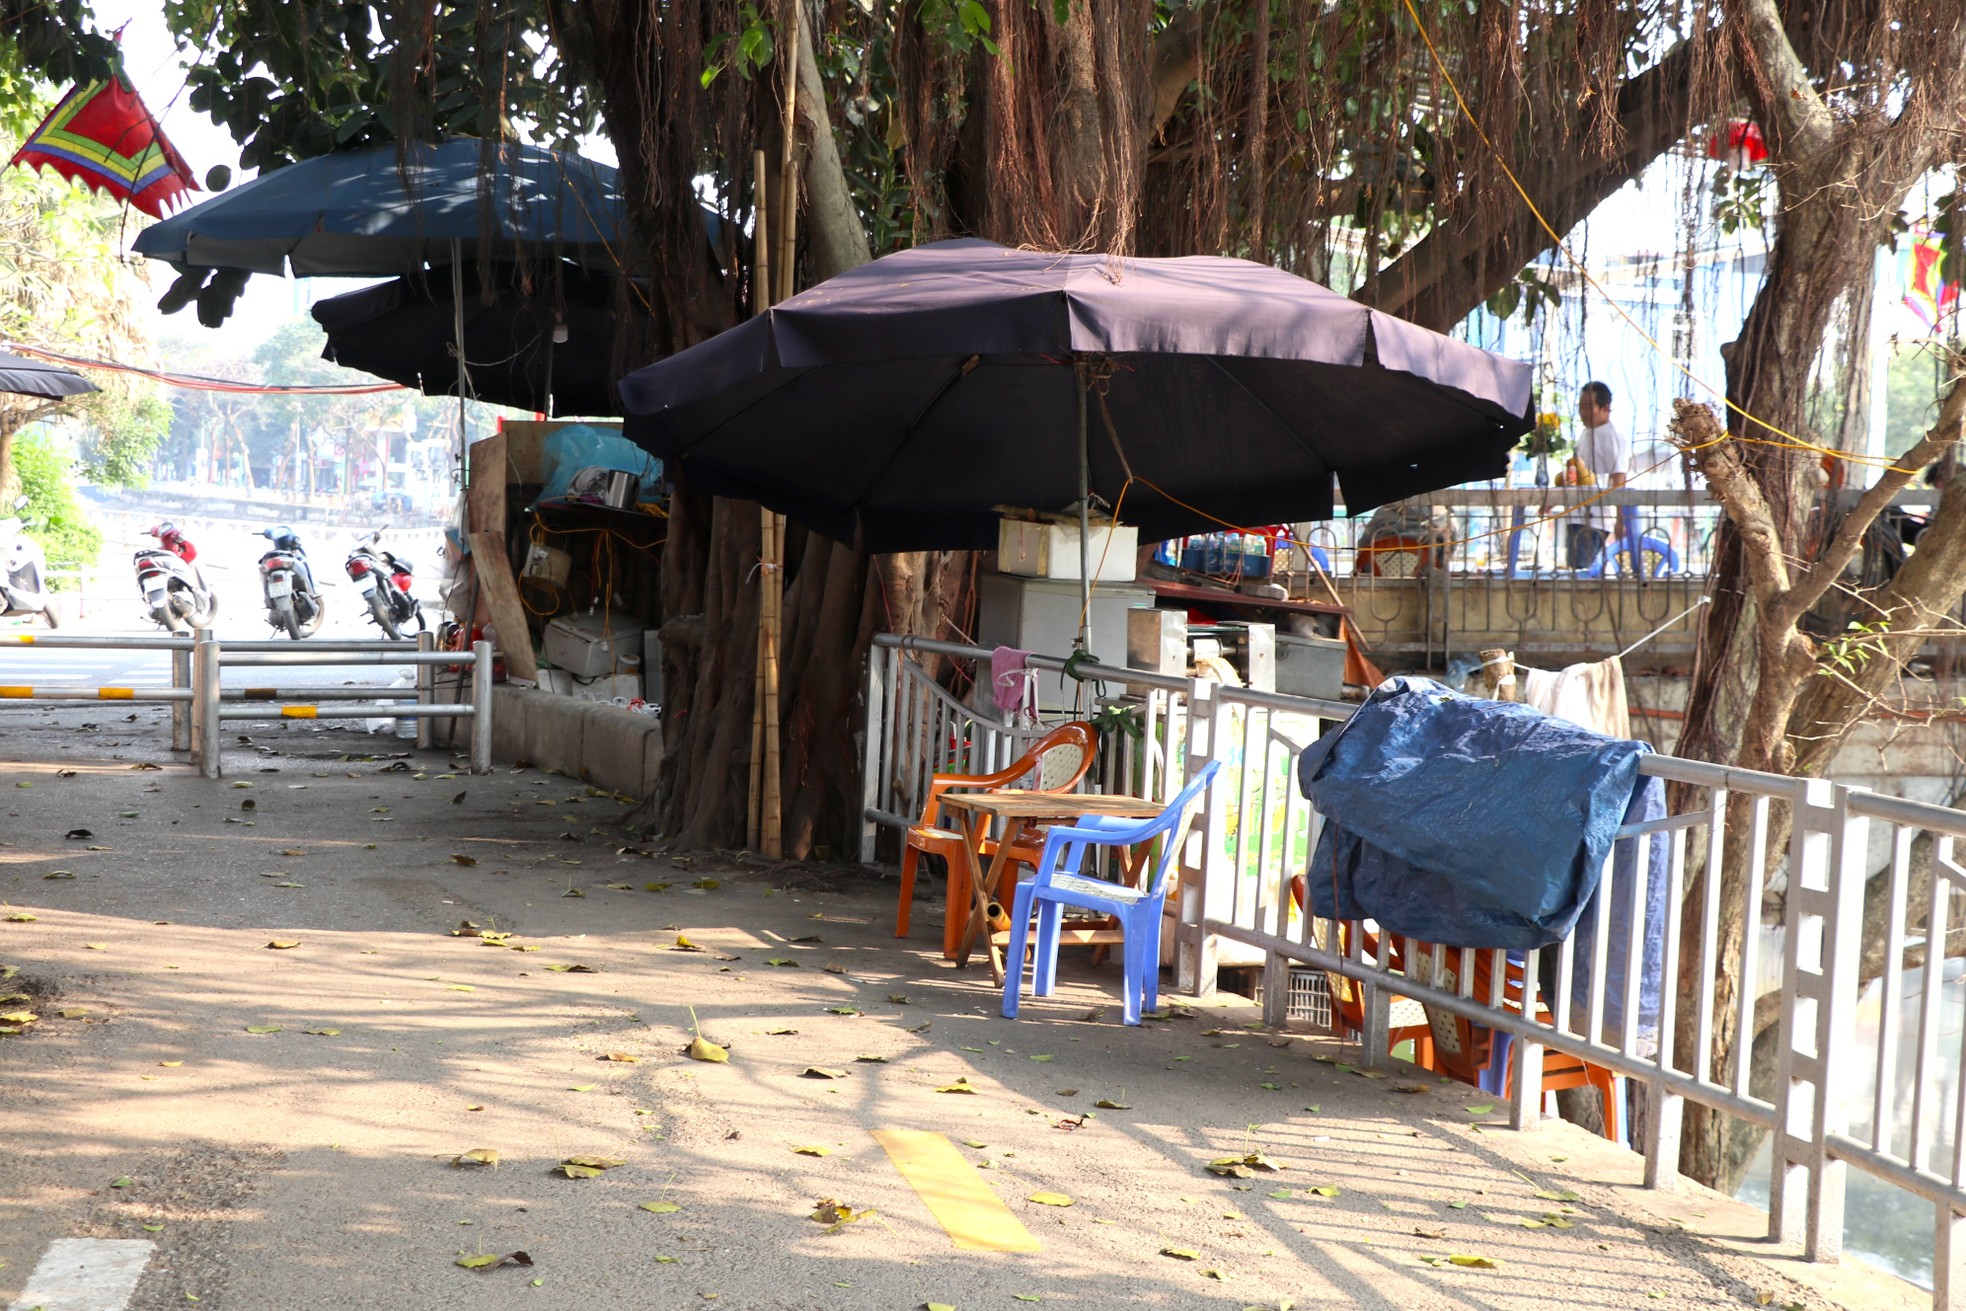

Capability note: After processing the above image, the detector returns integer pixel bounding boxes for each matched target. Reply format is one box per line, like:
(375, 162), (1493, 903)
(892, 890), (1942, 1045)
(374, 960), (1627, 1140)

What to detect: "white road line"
(6, 1238), (154, 1311)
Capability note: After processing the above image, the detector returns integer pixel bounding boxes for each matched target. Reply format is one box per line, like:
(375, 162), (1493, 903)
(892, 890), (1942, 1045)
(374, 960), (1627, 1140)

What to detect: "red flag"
(9, 76), (198, 219)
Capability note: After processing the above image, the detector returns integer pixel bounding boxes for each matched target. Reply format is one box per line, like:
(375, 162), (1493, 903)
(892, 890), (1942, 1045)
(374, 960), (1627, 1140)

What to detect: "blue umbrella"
(132, 138), (627, 277)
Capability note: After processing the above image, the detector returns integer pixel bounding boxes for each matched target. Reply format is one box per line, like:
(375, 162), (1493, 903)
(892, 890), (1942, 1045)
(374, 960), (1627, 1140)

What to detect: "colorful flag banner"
(8, 75), (197, 219)
(1902, 226), (1958, 332)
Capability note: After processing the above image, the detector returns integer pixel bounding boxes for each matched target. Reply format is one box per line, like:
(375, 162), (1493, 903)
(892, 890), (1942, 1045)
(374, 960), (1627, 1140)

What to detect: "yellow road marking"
(281, 706), (318, 718)
(872, 1129), (1040, 1253)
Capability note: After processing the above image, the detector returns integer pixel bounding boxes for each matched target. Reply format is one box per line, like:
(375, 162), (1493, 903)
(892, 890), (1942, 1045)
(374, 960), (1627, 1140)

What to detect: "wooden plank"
(465, 430), (508, 537)
(467, 530), (538, 682)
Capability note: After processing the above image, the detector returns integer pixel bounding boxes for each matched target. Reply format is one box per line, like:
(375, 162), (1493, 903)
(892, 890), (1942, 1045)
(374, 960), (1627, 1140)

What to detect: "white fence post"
(170, 646), (191, 752)
(1769, 777), (1862, 1259)
(193, 630), (221, 779)
(415, 631), (436, 750)
(1176, 676), (1225, 997)
(469, 640), (493, 774)
(1509, 949), (1545, 1128)
(860, 643), (884, 865)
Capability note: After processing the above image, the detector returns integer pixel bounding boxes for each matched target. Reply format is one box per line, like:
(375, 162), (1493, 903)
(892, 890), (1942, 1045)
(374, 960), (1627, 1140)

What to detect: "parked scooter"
(134, 522), (218, 634)
(257, 525), (325, 640)
(344, 525), (420, 640)
(0, 497), (57, 628)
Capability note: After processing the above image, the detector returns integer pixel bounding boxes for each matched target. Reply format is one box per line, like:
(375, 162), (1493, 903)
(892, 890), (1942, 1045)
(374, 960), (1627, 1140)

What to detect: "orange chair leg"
(896, 845), (919, 939)
(941, 855), (971, 961)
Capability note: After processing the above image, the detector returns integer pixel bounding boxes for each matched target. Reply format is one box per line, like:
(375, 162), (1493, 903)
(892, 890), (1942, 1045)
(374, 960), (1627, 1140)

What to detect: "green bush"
(14, 430), (101, 588)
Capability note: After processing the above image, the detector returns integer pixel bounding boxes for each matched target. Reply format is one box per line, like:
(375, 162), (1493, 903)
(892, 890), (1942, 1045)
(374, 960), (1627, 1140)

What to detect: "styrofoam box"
(543, 611), (648, 679)
(997, 519), (1139, 581)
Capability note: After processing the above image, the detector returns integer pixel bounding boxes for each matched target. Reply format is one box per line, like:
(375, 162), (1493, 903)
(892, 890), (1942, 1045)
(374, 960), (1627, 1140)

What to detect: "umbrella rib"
(848, 355), (984, 519)
(660, 370), (808, 466)
(1199, 354), (1334, 491)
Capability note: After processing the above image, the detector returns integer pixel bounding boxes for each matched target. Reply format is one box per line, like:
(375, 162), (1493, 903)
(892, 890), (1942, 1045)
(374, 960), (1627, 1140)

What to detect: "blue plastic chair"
(1000, 760), (1222, 1025)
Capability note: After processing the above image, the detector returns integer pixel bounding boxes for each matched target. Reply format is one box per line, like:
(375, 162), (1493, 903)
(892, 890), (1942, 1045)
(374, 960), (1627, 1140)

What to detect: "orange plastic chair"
(897, 721), (1098, 960)
(1288, 875), (1434, 1066)
(1404, 940), (1623, 1140)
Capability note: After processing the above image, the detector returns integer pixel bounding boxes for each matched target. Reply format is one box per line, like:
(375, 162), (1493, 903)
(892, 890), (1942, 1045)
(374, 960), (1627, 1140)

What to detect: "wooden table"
(935, 790), (1168, 985)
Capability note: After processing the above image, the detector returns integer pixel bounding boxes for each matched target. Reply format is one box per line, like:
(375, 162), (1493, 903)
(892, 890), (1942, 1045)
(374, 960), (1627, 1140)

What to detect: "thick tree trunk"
(1666, 0), (1956, 1188)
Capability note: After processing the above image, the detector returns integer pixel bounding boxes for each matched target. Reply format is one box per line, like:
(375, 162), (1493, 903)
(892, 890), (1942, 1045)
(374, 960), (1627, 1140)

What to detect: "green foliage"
(703, 6), (777, 87)
(0, 1), (117, 132)
(1817, 618), (1889, 679)
(0, 108), (165, 495)
(1485, 266), (1563, 325)
(1881, 344), (1952, 461)
(13, 429), (99, 582)
(1713, 167), (1771, 237)
(163, 0), (591, 173)
(76, 390), (171, 489)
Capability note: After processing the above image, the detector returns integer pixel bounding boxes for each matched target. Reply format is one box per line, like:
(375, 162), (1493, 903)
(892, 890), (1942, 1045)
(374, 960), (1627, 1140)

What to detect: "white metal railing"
(0, 631), (493, 776)
(859, 632), (1966, 1304)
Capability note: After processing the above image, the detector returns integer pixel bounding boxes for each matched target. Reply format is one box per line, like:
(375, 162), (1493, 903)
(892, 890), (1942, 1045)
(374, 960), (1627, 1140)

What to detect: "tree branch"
(1148, 3), (1212, 142)
(1363, 31), (1708, 332)
(1669, 398), (1794, 605)
(1724, 0), (1834, 161)
(1782, 371), (1966, 626)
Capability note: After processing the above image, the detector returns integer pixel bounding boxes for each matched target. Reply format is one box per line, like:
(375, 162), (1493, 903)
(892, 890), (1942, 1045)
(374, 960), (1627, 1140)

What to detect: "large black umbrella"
(0, 350), (95, 400)
(132, 139), (626, 277)
(618, 238), (1532, 554)
(312, 263), (620, 417)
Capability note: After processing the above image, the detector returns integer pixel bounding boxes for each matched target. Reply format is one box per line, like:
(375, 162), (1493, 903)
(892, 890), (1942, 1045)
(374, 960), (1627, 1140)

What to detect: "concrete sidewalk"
(0, 706), (1928, 1311)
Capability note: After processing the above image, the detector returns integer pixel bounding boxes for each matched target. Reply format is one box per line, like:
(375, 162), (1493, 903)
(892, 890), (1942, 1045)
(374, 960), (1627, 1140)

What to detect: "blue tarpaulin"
(1296, 677), (1649, 951)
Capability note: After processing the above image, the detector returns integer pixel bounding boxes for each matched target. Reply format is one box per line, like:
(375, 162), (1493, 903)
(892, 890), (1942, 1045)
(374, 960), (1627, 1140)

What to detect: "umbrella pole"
(1076, 358), (1091, 654)
(747, 152), (771, 853)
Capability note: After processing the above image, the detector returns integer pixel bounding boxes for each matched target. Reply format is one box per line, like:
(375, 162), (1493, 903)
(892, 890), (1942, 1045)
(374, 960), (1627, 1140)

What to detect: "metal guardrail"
(0, 631), (493, 777)
(860, 632), (1966, 1304)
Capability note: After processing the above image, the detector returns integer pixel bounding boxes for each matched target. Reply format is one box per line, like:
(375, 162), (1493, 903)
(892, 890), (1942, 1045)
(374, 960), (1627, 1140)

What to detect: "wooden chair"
(1404, 940), (1623, 1141)
(896, 721), (1097, 959)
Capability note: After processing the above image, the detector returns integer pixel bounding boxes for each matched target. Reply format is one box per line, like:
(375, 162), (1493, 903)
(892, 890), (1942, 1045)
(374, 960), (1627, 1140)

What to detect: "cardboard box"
(997, 519), (1138, 581)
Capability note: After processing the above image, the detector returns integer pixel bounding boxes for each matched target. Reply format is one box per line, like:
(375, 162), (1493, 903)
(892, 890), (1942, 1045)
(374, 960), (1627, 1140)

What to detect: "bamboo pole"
(753, 43), (799, 860)
(754, 507), (778, 856)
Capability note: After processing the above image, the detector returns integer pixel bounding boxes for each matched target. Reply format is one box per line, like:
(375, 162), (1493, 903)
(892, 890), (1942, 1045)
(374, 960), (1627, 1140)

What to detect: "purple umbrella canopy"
(618, 238), (1531, 551)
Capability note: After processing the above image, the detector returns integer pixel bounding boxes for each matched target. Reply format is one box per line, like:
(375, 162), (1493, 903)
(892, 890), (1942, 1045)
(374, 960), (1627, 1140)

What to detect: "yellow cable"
(1398, 0), (1914, 473)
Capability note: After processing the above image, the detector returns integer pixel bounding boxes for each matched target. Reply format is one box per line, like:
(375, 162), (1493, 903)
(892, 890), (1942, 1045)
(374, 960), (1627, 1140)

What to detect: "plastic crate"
(1252, 966), (1334, 1028)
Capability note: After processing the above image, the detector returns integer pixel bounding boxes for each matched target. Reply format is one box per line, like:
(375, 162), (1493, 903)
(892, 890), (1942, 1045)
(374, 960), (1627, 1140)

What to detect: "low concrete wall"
(434, 681), (662, 797)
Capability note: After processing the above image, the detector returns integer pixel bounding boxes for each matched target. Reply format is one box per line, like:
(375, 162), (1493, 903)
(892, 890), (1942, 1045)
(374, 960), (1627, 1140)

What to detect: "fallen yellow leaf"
(452, 1148), (500, 1168)
(686, 1036), (728, 1063)
(639, 1200), (681, 1214)
(1027, 1192), (1073, 1207)
(265, 941), (300, 950)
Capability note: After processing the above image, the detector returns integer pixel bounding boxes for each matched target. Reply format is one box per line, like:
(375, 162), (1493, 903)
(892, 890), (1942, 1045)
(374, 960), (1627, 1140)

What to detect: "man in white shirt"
(1565, 380), (1630, 567)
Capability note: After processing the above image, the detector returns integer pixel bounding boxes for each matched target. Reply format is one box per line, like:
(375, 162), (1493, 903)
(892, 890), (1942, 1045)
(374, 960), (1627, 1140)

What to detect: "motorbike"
(134, 522), (218, 634)
(0, 496), (57, 628)
(345, 525), (420, 640)
(257, 525), (326, 640)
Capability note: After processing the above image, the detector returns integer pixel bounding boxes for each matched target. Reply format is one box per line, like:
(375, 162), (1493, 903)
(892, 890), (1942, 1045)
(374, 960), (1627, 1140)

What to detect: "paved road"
(0, 722), (1913, 1311)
